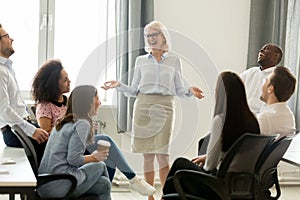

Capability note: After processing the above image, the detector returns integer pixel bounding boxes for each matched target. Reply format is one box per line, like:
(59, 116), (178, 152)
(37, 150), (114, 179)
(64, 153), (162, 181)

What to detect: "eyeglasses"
(145, 32), (161, 39)
(0, 34), (9, 39)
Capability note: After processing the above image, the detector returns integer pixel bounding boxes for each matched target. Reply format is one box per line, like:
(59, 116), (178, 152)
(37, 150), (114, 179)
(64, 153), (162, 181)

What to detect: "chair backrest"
(218, 133), (276, 177)
(198, 133), (210, 155)
(31, 105), (37, 117)
(255, 136), (293, 189)
(216, 133), (276, 199)
(12, 124), (39, 175)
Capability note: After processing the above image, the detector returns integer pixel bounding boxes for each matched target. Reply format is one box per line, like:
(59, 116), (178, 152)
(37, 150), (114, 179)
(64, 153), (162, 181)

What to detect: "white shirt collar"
(147, 52), (168, 60)
(0, 56), (13, 68)
(261, 66), (276, 73)
(261, 102), (287, 111)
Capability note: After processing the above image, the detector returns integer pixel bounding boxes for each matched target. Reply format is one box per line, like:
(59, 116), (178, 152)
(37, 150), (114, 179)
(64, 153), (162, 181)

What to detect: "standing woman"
(38, 85), (111, 199)
(103, 21), (204, 200)
(31, 59), (70, 133)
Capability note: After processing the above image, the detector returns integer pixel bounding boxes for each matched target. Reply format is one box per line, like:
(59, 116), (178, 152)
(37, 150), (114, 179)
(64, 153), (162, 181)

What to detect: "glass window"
(1, 0), (40, 93)
(54, 0), (116, 104)
(1, 0), (116, 104)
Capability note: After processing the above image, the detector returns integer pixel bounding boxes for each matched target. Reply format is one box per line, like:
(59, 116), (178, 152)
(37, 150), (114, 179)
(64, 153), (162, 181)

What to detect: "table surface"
(282, 133), (300, 167)
(0, 139), (37, 187)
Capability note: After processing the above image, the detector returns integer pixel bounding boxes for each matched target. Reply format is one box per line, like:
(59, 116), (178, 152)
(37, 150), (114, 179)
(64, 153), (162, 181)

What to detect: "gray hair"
(144, 21), (171, 53)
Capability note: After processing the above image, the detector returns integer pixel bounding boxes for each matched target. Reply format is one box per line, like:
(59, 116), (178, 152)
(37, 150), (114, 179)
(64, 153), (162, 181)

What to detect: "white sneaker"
(129, 175), (156, 196)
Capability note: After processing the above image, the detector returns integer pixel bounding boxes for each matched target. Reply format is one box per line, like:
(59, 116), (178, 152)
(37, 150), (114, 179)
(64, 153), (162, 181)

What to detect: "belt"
(1, 117), (31, 132)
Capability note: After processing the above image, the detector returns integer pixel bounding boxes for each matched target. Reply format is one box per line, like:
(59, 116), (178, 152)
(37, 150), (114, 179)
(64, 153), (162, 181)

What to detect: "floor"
(275, 162), (300, 200)
(0, 183), (162, 200)
(112, 184), (300, 200)
(111, 183), (163, 200)
(1, 181), (300, 200)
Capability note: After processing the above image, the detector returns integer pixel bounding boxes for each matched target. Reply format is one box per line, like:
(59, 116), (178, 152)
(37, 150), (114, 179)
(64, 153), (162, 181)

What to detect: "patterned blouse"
(36, 95), (67, 128)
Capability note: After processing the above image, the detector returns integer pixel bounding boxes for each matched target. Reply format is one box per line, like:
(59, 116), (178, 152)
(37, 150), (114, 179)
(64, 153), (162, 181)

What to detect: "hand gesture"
(189, 86), (204, 99)
(32, 128), (49, 144)
(92, 149), (109, 162)
(191, 155), (206, 166)
(101, 80), (120, 90)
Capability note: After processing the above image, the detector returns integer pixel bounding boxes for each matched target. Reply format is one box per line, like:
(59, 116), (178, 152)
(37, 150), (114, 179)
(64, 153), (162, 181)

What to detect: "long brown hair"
(214, 72), (260, 152)
(56, 85), (97, 142)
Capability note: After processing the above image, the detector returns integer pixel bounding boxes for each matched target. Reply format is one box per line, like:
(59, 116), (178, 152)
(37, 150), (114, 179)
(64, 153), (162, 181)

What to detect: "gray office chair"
(163, 133), (276, 200)
(12, 125), (98, 200)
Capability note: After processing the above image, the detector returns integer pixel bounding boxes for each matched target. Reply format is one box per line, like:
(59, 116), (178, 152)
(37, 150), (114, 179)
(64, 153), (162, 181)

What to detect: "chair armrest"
(37, 173), (77, 199)
(162, 193), (207, 200)
(162, 193), (181, 200)
(173, 169), (228, 200)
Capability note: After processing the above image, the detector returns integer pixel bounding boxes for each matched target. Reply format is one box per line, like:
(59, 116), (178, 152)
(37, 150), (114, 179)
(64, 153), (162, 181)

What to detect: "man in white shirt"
(257, 66), (296, 137)
(240, 43), (283, 114)
(0, 23), (48, 162)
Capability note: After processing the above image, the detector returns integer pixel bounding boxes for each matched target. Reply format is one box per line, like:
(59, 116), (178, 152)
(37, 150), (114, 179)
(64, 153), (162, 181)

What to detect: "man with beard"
(0, 23), (48, 163)
(240, 43), (283, 114)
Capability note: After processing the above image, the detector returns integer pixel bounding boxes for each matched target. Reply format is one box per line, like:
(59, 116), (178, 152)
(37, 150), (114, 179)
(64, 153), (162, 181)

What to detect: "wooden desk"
(282, 133), (300, 167)
(0, 143), (36, 200)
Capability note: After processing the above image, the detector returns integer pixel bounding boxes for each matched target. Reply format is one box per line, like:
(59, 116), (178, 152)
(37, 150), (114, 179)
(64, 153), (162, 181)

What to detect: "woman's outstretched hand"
(189, 86), (204, 99)
(101, 80), (120, 90)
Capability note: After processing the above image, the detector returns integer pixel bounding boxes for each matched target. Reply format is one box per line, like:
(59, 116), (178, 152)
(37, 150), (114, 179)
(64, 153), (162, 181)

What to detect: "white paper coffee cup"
(97, 140), (111, 151)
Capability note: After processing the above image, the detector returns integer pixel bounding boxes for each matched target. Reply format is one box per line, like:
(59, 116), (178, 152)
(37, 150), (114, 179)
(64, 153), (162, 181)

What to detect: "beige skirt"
(131, 94), (175, 154)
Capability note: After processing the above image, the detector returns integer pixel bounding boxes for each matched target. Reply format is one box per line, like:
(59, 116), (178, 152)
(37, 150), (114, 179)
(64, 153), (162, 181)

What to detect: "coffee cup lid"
(97, 140), (111, 147)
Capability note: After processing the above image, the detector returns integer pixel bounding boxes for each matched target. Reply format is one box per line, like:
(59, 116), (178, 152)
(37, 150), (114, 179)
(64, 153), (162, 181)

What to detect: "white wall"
(153, 0), (251, 161)
(154, 0), (251, 73)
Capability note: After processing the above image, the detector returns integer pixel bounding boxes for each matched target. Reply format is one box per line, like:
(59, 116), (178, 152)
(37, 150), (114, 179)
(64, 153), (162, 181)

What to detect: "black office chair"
(162, 133), (276, 200)
(12, 125), (98, 200)
(254, 136), (293, 200)
(198, 133), (210, 156)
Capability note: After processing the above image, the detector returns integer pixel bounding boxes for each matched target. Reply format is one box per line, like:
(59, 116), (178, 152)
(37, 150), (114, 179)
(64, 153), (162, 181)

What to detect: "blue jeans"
(72, 162), (111, 200)
(86, 134), (136, 181)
